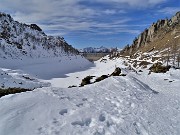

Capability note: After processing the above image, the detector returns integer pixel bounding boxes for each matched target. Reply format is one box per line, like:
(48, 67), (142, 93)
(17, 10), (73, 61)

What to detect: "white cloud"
(0, 0), (165, 37)
(0, 0), (95, 22)
(157, 7), (180, 15)
(104, 9), (117, 15)
(0, 0), (98, 34)
(95, 0), (166, 8)
(103, 9), (126, 15)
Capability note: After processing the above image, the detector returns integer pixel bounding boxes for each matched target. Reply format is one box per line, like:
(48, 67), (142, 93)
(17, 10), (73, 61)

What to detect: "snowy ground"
(47, 56), (126, 88)
(0, 56), (180, 135)
(0, 55), (93, 89)
(0, 68), (50, 89)
(0, 55), (93, 79)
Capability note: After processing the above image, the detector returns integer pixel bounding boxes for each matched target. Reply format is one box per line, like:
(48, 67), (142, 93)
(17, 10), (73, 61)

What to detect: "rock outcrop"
(30, 24), (42, 31)
(121, 11), (180, 55)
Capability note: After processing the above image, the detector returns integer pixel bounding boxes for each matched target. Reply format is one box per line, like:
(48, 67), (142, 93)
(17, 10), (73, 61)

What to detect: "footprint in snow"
(71, 118), (92, 127)
(76, 103), (84, 107)
(52, 118), (59, 124)
(99, 114), (106, 122)
(82, 98), (88, 101)
(59, 109), (68, 115)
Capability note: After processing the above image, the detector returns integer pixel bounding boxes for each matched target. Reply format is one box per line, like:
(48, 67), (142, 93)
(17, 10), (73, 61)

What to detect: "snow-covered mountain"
(79, 46), (112, 53)
(0, 12), (93, 88)
(0, 12), (78, 59)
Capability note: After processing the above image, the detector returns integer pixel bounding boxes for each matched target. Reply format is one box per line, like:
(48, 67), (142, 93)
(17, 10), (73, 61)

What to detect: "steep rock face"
(171, 12), (180, 24)
(147, 19), (168, 41)
(121, 11), (180, 55)
(0, 12), (78, 59)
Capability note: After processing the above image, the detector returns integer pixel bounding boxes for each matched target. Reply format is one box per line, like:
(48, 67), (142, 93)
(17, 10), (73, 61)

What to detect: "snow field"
(0, 55), (180, 135)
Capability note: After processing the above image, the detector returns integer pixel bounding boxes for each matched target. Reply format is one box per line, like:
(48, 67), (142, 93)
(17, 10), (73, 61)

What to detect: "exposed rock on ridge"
(121, 11), (180, 55)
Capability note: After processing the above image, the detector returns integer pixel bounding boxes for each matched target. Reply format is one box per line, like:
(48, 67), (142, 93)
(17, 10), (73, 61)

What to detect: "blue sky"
(0, 0), (179, 49)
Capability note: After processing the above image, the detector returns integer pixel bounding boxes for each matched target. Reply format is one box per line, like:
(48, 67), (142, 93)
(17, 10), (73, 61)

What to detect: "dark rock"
(30, 24), (42, 31)
(68, 85), (77, 88)
(0, 88), (32, 98)
(80, 76), (93, 86)
(95, 75), (109, 82)
(111, 67), (121, 76)
(139, 61), (151, 67)
(149, 62), (171, 73)
(120, 74), (126, 76)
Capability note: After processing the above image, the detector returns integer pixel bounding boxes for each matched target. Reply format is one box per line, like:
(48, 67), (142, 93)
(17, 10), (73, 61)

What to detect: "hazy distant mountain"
(79, 46), (115, 53)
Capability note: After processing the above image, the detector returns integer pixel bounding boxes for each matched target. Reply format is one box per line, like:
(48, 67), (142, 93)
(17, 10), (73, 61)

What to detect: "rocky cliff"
(121, 11), (180, 55)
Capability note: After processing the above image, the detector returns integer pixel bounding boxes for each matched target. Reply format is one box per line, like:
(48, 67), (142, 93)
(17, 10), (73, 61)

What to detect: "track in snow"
(1, 75), (179, 135)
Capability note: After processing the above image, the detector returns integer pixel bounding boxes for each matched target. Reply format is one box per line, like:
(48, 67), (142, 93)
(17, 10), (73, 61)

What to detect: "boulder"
(80, 76), (93, 86)
(111, 67), (121, 76)
(30, 24), (42, 31)
(149, 62), (170, 73)
(95, 75), (109, 82)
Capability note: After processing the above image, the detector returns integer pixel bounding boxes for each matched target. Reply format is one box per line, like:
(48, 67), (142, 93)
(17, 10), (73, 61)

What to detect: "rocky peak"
(30, 24), (42, 31)
(0, 12), (13, 23)
(0, 12), (11, 19)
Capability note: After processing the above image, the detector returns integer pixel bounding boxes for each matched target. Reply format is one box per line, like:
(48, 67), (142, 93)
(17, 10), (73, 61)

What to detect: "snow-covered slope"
(0, 12), (92, 89)
(0, 55), (93, 80)
(0, 68), (50, 89)
(0, 12), (78, 59)
(48, 55), (125, 88)
(0, 56), (180, 135)
(0, 55), (93, 90)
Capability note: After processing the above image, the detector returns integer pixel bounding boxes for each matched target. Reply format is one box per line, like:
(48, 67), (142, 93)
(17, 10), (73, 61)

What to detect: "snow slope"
(0, 55), (93, 80)
(0, 12), (93, 89)
(0, 12), (78, 59)
(0, 75), (180, 135)
(0, 56), (180, 135)
(48, 56), (126, 88)
(0, 55), (93, 89)
(0, 68), (50, 89)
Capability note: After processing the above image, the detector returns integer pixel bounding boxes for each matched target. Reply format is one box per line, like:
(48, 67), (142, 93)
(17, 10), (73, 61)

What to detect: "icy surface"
(0, 55), (92, 89)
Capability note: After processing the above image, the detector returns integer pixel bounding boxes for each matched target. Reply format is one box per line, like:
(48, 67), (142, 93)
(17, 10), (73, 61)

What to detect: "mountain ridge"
(121, 11), (180, 56)
(79, 46), (110, 53)
(0, 12), (79, 59)
(79, 46), (120, 53)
